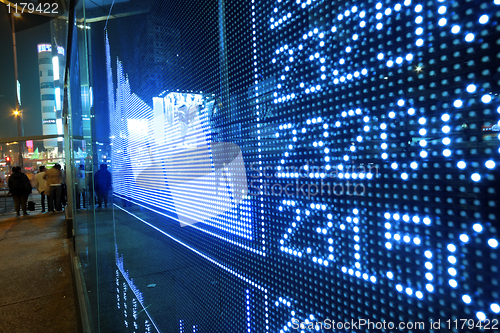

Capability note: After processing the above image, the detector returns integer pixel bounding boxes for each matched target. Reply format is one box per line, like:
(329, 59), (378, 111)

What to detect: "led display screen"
(96, 0), (500, 331)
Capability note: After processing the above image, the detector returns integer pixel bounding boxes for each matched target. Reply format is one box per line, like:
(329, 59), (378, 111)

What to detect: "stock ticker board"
(106, 0), (500, 331)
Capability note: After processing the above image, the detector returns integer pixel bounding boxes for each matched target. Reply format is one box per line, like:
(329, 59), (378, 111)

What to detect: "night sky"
(0, 4), (51, 139)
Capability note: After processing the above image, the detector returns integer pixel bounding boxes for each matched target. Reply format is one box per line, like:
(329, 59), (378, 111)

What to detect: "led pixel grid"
(102, 0), (500, 331)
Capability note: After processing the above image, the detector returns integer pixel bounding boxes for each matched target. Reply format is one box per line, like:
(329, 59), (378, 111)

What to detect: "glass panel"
(77, 0), (500, 331)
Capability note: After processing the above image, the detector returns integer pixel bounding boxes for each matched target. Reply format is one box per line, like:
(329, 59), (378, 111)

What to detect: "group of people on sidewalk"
(7, 163), (112, 217)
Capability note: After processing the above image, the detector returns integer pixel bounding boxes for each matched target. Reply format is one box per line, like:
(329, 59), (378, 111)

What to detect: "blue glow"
(466, 84), (476, 93)
(457, 161), (466, 169)
(479, 14), (489, 24)
(465, 33), (475, 42)
(477, 312), (486, 321)
(410, 162), (418, 169)
(481, 94), (492, 103)
(473, 223), (483, 232)
(488, 239), (499, 248)
(459, 234), (469, 242)
(471, 173), (481, 182)
(442, 137), (451, 145)
(438, 18), (447, 26)
(453, 100), (463, 108)
(463, 295), (472, 304)
(426, 284), (434, 292)
(451, 25), (461, 34)
(449, 279), (458, 288)
(485, 160), (495, 169)
(491, 304), (500, 313)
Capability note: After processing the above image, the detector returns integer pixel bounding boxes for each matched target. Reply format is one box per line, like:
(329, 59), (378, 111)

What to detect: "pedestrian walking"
(44, 163), (63, 212)
(94, 164), (112, 208)
(7, 166), (32, 217)
(35, 166), (47, 213)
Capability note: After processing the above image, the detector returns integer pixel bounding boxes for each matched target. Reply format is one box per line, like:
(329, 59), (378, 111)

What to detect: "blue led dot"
(425, 284), (434, 292)
(420, 151), (428, 158)
(425, 272), (433, 281)
(453, 100), (463, 108)
(401, 173), (408, 180)
(488, 239), (499, 248)
(438, 18), (447, 26)
(466, 84), (476, 93)
(477, 312), (486, 321)
(473, 223), (483, 232)
(448, 255), (457, 264)
(471, 173), (481, 182)
(485, 160), (495, 169)
(419, 137), (427, 145)
(460, 234), (469, 242)
(451, 25), (460, 34)
(410, 162), (418, 169)
(481, 94), (492, 103)
(415, 27), (423, 35)
(442, 125), (451, 133)
(396, 284), (403, 292)
(387, 271), (394, 279)
(406, 53), (413, 61)
(425, 262), (433, 269)
(442, 137), (451, 145)
(408, 107), (416, 115)
(415, 15), (423, 24)
(418, 117), (426, 125)
(491, 304), (500, 314)
(405, 287), (413, 295)
(416, 38), (424, 46)
(423, 217), (431, 225)
(463, 295), (472, 304)
(465, 33), (475, 42)
(443, 149), (451, 157)
(479, 14), (489, 24)
(415, 4), (422, 12)
(457, 161), (466, 169)
(438, 5), (446, 13)
(449, 279), (458, 288)
(424, 250), (432, 258)
(416, 291), (423, 299)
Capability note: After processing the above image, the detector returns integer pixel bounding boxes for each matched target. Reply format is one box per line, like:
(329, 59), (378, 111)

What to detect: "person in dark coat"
(94, 164), (112, 208)
(8, 166), (32, 217)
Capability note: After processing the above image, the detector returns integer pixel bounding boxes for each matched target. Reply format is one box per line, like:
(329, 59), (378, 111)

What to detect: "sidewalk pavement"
(0, 210), (78, 333)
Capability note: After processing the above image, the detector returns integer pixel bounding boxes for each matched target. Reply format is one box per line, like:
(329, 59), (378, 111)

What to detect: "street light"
(10, 12), (23, 169)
